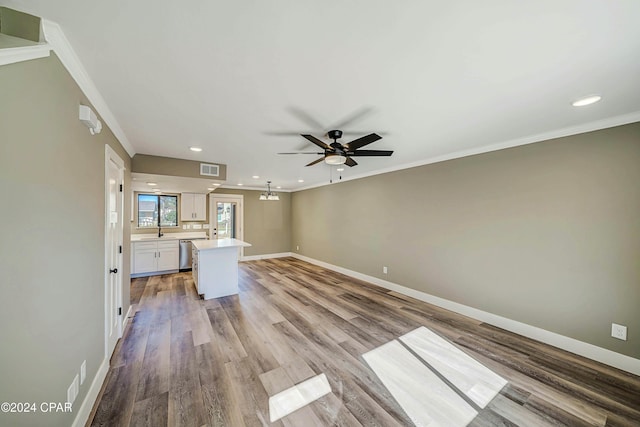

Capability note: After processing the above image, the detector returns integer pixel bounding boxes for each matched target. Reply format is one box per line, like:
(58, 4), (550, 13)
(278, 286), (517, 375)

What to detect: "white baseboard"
(241, 252), (293, 261)
(123, 304), (133, 329)
(71, 357), (109, 427)
(290, 253), (640, 376)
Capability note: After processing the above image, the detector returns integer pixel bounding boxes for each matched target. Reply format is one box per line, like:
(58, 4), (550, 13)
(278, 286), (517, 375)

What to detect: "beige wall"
(291, 123), (640, 359)
(0, 53), (132, 427)
(215, 188), (291, 256)
(0, 7), (41, 42)
(132, 153), (226, 181)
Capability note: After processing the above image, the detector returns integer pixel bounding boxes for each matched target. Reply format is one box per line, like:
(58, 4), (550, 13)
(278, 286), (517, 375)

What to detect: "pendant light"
(259, 181), (280, 201)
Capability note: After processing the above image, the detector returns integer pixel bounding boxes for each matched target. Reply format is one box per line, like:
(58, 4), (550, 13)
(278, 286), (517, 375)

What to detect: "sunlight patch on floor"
(268, 373), (331, 422)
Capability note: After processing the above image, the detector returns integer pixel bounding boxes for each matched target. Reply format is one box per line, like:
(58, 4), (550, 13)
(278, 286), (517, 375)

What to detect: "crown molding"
(295, 111), (640, 192)
(0, 43), (50, 66)
(41, 19), (136, 158)
(0, 40), (51, 66)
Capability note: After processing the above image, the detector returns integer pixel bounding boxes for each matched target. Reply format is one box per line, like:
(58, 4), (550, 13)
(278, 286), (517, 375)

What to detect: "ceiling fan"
(278, 130), (393, 167)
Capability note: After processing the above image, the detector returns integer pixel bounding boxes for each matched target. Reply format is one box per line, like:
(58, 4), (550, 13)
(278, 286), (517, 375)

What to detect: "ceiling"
(7, 1), (640, 190)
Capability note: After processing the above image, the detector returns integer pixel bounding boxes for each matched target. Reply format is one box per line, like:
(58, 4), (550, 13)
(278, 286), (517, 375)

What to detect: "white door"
(105, 145), (124, 359)
(210, 195), (243, 240)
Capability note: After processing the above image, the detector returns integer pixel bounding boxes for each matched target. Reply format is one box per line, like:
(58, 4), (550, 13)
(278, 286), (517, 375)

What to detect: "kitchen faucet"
(158, 225), (163, 238)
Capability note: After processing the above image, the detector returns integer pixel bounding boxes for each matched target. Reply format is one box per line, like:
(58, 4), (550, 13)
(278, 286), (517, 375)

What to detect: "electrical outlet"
(611, 323), (627, 341)
(296, 245), (299, 251)
(182, 224), (188, 230)
(383, 266), (388, 274)
(80, 360), (86, 385)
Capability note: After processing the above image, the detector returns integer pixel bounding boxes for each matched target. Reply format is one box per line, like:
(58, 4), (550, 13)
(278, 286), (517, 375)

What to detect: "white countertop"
(192, 238), (251, 251)
(131, 231), (208, 242)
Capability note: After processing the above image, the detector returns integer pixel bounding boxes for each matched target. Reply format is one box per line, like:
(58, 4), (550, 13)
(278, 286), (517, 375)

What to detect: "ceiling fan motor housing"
(327, 129), (343, 140)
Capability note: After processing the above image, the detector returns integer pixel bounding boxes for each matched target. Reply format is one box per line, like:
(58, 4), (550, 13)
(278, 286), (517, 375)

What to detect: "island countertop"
(192, 238), (251, 251)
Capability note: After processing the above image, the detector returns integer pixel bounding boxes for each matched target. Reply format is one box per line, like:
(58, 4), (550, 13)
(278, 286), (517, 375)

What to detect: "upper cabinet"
(181, 193), (207, 221)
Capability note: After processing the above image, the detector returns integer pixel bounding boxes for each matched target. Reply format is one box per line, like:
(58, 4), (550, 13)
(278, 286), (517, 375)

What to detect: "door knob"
(109, 268), (118, 274)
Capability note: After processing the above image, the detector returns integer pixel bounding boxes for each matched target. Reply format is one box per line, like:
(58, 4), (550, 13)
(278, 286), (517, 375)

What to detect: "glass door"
(210, 195), (244, 247)
(215, 201), (236, 239)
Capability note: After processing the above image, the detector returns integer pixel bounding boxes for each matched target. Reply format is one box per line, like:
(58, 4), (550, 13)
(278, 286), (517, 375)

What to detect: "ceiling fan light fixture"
(325, 154), (346, 165)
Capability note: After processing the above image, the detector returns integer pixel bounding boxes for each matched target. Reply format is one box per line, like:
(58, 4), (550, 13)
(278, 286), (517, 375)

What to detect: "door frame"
(210, 194), (244, 256)
(105, 145), (124, 359)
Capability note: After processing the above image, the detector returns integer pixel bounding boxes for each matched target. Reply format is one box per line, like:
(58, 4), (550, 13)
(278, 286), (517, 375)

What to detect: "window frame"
(136, 193), (179, 228)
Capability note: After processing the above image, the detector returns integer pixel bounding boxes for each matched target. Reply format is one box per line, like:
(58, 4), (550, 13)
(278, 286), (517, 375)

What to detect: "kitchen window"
(137, 194), (178, 228)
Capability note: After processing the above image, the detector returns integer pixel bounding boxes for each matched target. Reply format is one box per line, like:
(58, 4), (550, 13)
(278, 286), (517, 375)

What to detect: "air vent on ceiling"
(200, 163), (219, 177)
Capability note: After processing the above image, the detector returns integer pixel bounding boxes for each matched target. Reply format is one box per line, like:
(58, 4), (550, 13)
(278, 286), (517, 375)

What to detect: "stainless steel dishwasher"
(179, 238), (207, 271)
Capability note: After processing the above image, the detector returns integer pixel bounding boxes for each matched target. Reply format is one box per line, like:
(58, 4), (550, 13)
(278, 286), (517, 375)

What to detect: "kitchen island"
(191, 238), (251, 299)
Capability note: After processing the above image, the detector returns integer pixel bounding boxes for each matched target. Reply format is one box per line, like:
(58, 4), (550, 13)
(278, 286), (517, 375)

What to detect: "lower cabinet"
(132, 240), (179, 276)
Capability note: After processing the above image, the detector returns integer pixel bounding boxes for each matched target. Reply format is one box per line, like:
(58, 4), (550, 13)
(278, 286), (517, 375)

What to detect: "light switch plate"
(80, 360), (86, 385)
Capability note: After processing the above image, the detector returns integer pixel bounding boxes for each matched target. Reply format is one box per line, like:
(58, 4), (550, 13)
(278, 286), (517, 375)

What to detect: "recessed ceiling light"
(298, 179), (304, 183)
(276, 186), (282, 189)
(212, 183), (220, 186)
(238, 183), (243, 186)
(252, 175), (260, 179)
(337, 168), (344, 172)
(147, 182), (157, 186)
(189, 146), (203, 152)
(572, 95), (601, 107)
(207, 187), (214, 191)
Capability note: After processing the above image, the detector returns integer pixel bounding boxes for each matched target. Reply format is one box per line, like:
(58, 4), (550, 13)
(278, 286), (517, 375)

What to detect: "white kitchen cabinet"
(131, 240), (179, 276)
(157, 240), (179, 271)
(181, 193), (207, 221)
(133, 242), (158, 274)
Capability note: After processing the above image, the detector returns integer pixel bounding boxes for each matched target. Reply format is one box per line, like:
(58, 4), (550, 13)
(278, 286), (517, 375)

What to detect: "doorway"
(210, 194), (244, 254)
(105, 145), (124, 359)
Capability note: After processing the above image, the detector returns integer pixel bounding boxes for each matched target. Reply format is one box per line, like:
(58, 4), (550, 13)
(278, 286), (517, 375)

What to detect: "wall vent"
(200, 163), (219, 177)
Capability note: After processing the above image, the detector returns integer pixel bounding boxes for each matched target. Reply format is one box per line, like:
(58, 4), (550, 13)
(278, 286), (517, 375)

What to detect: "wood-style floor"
(89, 257), (640, 426)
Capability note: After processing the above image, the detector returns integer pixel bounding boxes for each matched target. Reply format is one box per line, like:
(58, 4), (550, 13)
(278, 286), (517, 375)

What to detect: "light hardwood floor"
(89, 257), (640, 426)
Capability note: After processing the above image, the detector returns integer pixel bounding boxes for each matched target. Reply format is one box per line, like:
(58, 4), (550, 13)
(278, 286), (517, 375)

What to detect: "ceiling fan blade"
(341, 130), (389, 137)
(344, 133), (382, 151)
(301, 134), (330, 149)
(329, 107), (373, 130)
(305, 157), (326, 167)
(288, 107), (325, 130)
(345, 157), (358, 167)
(348, 149), (393, 157)
(277, 152), (323, 155)
(264, 131), (313, 136)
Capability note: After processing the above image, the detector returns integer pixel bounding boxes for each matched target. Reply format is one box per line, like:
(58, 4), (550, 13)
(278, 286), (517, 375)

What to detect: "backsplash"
(133, 223), (210, 235)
